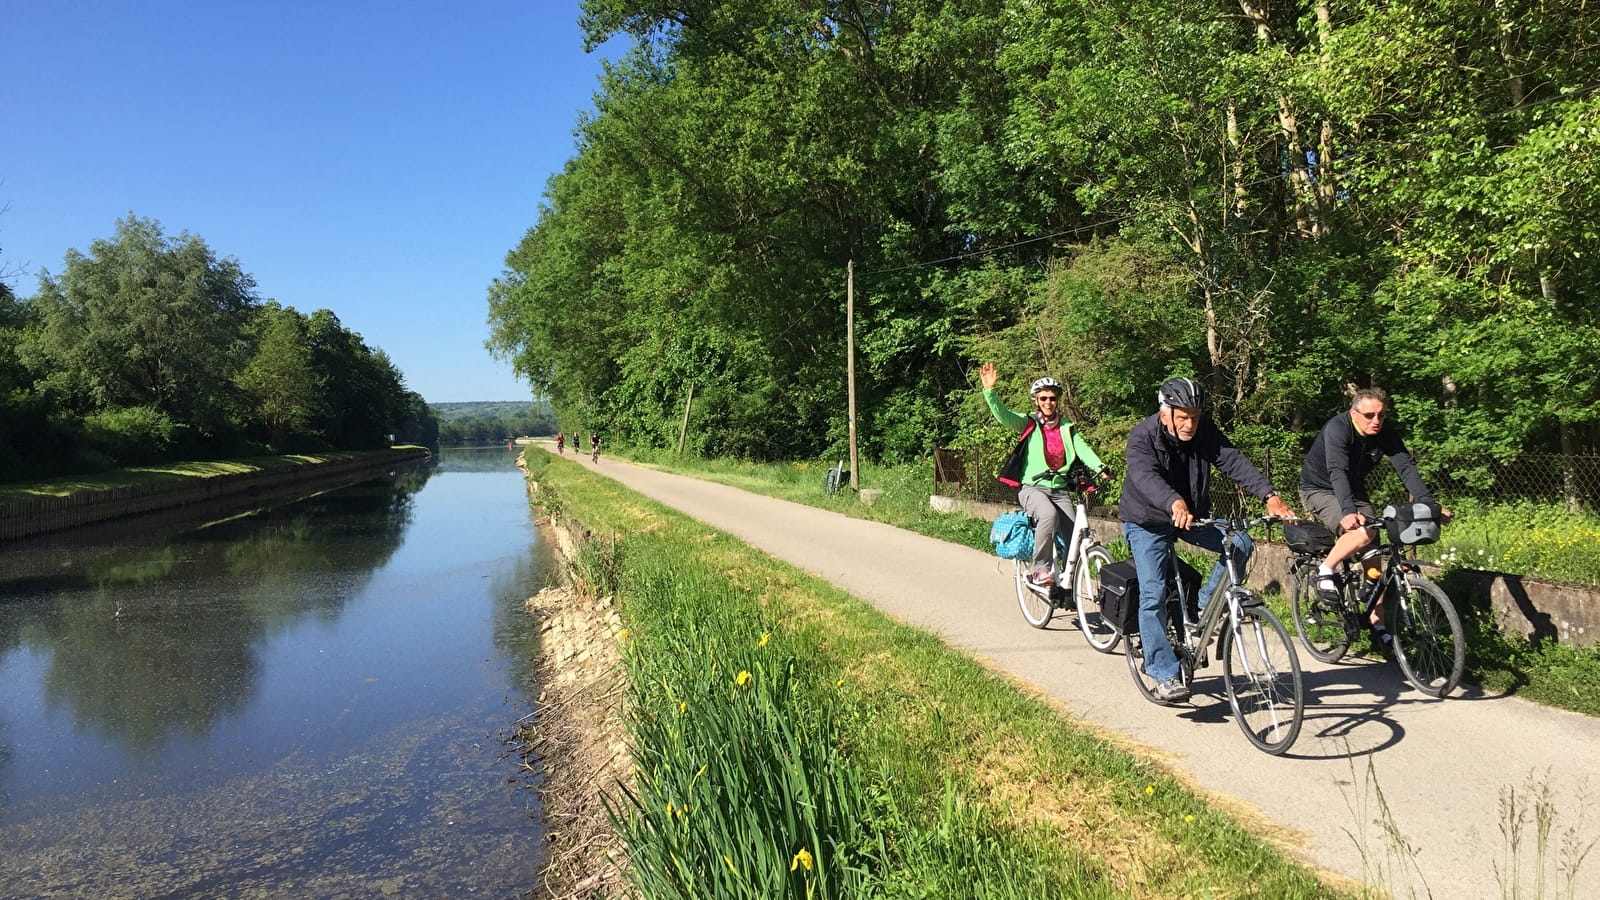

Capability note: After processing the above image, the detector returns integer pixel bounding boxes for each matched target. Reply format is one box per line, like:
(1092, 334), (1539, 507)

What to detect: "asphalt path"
(554, 448), (1600, 898)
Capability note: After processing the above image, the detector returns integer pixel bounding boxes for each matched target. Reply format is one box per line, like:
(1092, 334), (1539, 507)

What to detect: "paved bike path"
(559, 450), (1600, 898)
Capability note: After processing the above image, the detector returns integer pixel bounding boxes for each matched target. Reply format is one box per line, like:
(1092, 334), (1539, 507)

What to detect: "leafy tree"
(236, 302), (325, 449)
(26, 216), (258, 445)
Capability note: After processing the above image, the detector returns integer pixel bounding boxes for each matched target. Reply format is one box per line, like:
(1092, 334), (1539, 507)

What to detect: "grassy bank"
(526, 449), (1350, 898)
(0, 447), (427, 502)
(609, 447), (1600, 720)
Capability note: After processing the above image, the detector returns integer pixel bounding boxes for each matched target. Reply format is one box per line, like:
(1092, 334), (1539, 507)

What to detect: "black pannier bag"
(1382, 501), (1442, 546)
(1096, 560), (1141, 634)
(1283, 521), (1337, 555)
(1097, 558), (1204, 634)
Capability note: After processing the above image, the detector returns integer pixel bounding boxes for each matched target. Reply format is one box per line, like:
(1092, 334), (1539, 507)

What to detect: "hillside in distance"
(430, 401), (547, 422)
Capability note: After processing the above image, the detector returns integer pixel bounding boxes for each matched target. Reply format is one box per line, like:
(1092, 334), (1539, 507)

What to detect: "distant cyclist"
(979, 363), (1110, 586)
(1121, 377), (1297, 702)
(556, 433), (565, 454)
(1299, 387), (1450, 651)
(590, 434), (601, 463)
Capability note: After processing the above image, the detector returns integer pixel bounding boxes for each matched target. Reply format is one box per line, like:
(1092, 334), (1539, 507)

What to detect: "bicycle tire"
(1392, 574), (1465, 698)
(1289, 558), (1350, 663)
(1125, 598), (1187, 704)
(1074, 544), (1121, 652)
(1014, 558), (1055, 628)
(1222, 603), (1304, 755)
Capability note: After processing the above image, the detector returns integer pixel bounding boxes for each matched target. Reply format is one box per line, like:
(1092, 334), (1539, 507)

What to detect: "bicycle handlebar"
(1029, 464), (1114, 492)
(1190, 514), (1294, 533)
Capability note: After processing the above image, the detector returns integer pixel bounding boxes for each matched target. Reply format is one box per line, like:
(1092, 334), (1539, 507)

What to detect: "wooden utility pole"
(676, 382), (695, 454)
(847, 259), (859, 490)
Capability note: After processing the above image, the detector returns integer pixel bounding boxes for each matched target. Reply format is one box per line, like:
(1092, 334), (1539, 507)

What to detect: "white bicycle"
(1012, 464), (1123, 652)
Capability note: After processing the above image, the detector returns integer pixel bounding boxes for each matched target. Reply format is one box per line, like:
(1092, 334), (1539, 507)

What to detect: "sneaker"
(1155, 677), (1192, 703)
(1029, 568), (1054, 587)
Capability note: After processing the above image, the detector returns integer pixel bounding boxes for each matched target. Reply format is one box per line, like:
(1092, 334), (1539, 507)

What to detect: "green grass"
(1427, 498), (1600, 587)
(526, 449), (1350, 899)
(608, 446), (1600, 722)
(0, 448), (424, 502)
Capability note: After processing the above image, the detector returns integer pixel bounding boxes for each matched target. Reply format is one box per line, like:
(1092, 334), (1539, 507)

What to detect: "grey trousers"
(1018, 485), (1075, 570)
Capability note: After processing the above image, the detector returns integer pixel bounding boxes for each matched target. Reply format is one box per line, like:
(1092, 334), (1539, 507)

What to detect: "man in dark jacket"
(1121, 377), (1297, 702)
(1299, 387), (1449, 647)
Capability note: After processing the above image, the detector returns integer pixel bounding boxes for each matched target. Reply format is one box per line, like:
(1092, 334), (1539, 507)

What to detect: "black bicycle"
(1124, 516), (1304, 755)
(1286, 509), (1464, 698)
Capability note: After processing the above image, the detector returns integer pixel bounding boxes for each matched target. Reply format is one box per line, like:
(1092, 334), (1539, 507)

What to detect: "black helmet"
(1157, 376), (1205, 410)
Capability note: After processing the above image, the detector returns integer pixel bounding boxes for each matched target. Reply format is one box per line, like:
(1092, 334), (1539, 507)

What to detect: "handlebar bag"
(1382, 501), (1441, 546)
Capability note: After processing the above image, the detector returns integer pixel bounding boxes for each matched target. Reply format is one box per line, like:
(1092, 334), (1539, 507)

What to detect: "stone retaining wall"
(0, 449), (430, 543)
(942, 495), (1600, 649)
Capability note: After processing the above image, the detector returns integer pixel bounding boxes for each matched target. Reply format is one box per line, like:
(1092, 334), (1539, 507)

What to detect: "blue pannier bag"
(990, 510), (1035, 560)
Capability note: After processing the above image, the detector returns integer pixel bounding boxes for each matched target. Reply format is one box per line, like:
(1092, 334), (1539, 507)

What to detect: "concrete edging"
(0, 450), (430, 543)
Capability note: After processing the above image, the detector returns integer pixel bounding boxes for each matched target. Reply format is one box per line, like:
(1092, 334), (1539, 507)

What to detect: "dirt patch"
(518, 532), (633, 898)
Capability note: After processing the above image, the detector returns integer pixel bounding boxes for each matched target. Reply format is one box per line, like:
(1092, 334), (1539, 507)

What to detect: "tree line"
(0, 216), (438, 480)
(487, 0), (1599, 489)
(432, 401), (558, 443)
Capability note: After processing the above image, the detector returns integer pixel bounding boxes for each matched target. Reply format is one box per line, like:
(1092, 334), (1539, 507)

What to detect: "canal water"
(0, 446), (552, 898)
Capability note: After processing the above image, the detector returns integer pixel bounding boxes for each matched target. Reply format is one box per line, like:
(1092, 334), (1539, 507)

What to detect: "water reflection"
(0, 446), (548, 896)
(1, 479), (430, 755)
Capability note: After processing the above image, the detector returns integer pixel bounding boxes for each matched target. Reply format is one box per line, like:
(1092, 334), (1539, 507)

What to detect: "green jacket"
(984, 388), (1106, 489)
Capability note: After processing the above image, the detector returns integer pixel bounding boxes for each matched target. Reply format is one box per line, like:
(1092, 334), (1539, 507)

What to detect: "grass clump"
(525, 449), (1348, 899)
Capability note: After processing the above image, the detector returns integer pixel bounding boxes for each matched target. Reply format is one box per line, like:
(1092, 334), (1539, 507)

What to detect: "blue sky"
(1, 1), (622, 402)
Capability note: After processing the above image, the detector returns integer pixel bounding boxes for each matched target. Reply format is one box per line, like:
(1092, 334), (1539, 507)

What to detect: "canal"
(0, 446), (551, 898)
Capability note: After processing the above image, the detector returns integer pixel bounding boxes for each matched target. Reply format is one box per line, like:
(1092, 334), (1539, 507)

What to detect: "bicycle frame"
(1172, 518), (1264, 664)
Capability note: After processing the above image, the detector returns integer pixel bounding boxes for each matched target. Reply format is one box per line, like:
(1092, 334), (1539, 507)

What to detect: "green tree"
(235, 302), (325, 449)
(26, 216), (258, 444)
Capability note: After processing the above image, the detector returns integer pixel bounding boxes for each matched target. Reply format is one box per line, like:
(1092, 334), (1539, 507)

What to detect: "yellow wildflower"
(759, 632), (771, 648)
(694, 764), (708, 780)
(791, 848), (814, 872)
(735, 670), (753, 687)
(678, 701), (687, 715)
(1185, 814), (1195, 823)
(1144, 785), (1154, 795)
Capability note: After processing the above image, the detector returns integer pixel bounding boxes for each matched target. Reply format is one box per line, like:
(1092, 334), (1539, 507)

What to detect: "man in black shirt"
(1299, 387), (1449, 646)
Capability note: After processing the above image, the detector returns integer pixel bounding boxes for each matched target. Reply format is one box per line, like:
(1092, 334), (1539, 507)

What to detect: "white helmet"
(1029, 377), (1063, 396)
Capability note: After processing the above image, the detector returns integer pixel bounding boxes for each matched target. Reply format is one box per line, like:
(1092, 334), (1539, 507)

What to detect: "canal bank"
(515, 452), (632, 899)
(0, 448), (430, 541)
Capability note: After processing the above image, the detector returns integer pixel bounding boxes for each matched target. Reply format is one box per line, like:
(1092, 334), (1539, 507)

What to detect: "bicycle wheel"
(1074, 544), (1122, 653)
(1125, 599), (1187, 704)
(1289, 558), (1350, 663)
(1392, 574), (1465, 698)
(1222, 602), (1303, 755)
(1014, 558), (1055, 628)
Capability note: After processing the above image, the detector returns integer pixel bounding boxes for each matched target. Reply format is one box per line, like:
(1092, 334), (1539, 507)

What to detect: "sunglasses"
(1035, 395), (1060, 403)
(1355, 409), (1385, 420)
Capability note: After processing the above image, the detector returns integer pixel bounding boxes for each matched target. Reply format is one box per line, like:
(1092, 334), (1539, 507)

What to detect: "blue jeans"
(1122, 522), (1254, 683)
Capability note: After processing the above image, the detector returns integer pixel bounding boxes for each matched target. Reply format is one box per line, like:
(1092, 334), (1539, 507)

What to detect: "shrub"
(82, 406), (187, 466)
